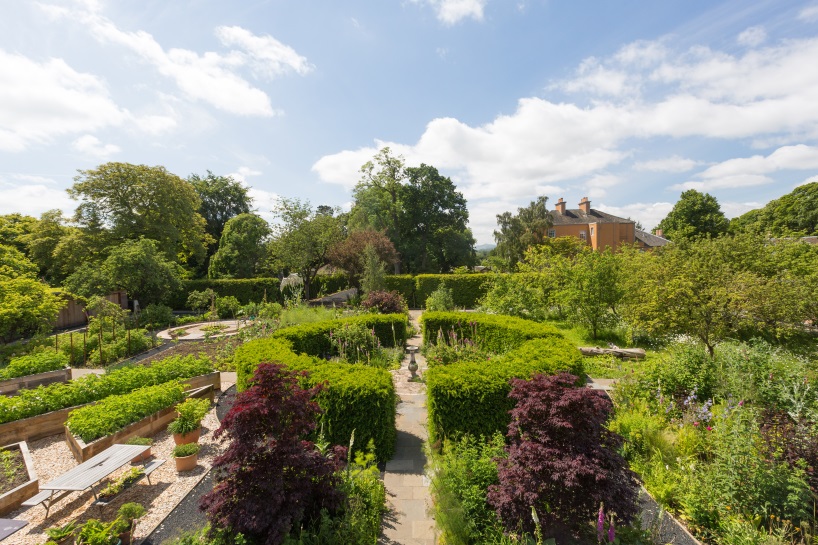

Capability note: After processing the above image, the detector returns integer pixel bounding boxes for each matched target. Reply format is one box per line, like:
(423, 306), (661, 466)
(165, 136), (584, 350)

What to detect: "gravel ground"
(139, 385), (237, 545)
(5, 383), (235, 545)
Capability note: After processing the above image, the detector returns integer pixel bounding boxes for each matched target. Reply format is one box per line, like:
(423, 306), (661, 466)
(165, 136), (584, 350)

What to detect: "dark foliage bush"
(201, 363), (346, 545)
(361, 290), (407, 314)
(233, 337), (396, 462)
(487, 373), (638, 537)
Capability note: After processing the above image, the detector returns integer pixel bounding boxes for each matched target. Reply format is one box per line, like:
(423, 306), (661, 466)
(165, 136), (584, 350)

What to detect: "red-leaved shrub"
(200, 362), (346, 545)
(361, 290), (407, 314)
(487, 372), (637, 537)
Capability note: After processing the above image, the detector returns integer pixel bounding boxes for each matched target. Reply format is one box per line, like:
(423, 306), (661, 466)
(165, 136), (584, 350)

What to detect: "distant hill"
(475, 243), (496, 251)
(731, 181), (818, 236)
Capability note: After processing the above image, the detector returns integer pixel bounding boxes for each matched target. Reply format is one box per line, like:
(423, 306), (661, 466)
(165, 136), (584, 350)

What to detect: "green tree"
(359, 244), (387, 295)
(560, 248), (624, 339)
(0, 214), (37, 254)
(20, 210), (70, 284)
(349, 149), (475, 273)
(0, 244), (61, 342)
(0, 244), (38, 280)
(189, 171), (253, 257)
(731, 181), (818, 237)
(656, 190), (729, 242)
(328, 229), (397, 288)
(208, 213), (271, 279)
(492, 196), (552, 271)
(269, 199), (344, 300)
(69, 162), (212, 264)
(64, 238), (184, 305)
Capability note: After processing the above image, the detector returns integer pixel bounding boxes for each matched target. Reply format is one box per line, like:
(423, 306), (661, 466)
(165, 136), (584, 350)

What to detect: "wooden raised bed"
(0, 368), (72, 396)
(65, 385), (215, 462)
(0, 441), (38, 516)
(0, 372), (221, 446)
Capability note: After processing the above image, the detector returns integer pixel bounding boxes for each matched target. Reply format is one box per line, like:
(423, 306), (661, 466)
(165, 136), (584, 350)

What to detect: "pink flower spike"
(706, 426), (712, 431)
(597, 503), (605, 543)
(608, 517), (615, 543)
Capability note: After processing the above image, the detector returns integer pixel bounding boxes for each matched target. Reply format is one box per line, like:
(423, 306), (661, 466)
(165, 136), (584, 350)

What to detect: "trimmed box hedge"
(66, 381), (186, 443)
(234, 335), (397, 462)
(384, 275), (416, 307)
(421, 311), (562, 353)
(272, 313), (409, 358)
(424, 313), (583, 442)
(0, 355), (213, 424)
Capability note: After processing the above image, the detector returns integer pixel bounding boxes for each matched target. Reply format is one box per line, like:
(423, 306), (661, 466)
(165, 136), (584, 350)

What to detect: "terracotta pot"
(174, 453), (198, 472)
(173, 427), (201, 446)
(130, 447), (151, 464)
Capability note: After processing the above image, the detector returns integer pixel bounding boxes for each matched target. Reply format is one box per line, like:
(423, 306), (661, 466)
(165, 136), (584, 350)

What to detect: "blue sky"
(2, 0), (818, 244)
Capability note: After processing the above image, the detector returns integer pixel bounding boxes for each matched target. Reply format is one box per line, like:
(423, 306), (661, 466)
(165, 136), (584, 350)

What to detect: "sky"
(2, 0), (818, 245)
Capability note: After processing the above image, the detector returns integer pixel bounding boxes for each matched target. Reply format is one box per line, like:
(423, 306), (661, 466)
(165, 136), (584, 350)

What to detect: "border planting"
(424, 312), (584, 443)
(234, 322), (398, 463)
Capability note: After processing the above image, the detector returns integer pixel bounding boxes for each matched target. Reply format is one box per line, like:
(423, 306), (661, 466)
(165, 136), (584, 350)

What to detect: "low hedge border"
(424, 313), (583, 443)
(271, 313), (409, 357)
(420, 311), (562, 353)
(234, 325), (398, 463)
(66, 381), (186, 443)
(0, 355), (213, 424)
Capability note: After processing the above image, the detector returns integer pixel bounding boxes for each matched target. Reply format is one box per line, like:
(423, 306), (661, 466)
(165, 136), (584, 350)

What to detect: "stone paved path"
(380, 310), (437, 545)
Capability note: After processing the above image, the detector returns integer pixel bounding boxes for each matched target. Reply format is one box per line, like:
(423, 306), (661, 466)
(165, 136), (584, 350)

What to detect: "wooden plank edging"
(0, 441), (39, 516)
(0, 368), (72, 396)
(0, 372), (221, 446)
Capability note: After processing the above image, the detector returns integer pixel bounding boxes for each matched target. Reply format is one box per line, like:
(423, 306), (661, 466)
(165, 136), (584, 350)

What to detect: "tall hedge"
(414, 274), (495, 309)
(424, 313), (583, 442)
(384, 275), (416, 307)
(272, 313), (408, 357)
(421, 311), (562, 353)
(234, 337), (396, 462)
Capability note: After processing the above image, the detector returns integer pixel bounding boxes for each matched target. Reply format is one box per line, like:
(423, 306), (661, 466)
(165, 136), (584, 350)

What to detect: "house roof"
(635, 229), (670, 247)
(549, 208), (632, 226)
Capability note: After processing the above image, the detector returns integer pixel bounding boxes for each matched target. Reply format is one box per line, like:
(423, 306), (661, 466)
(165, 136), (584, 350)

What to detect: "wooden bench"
(21, 490), (71, 518)
(142, 459), (165, 485)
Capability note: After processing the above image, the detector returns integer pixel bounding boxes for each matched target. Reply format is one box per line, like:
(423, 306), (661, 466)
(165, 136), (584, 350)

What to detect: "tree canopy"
(656, 189), (729, 242)
(730, 181), (818, 237)
(492, 196), (552, 271)
(69, 162), (212, 264)
(209, 213), (271, 279)
(189, 171), (253, 251)
(0, 244), (61, 342)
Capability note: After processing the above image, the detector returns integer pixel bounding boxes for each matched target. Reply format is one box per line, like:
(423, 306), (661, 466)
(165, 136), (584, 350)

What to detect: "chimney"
(579, 197), (591, 214)
(655, 229), (664, 238)
(555, 197), (566, 215)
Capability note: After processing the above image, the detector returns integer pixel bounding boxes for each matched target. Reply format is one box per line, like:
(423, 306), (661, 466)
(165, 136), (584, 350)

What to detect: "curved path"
(379, 310), (436, 545)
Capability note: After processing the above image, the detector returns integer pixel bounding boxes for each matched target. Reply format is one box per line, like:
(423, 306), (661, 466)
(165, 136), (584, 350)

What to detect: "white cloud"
(72, 134), (120, 158)
(413, 0), (488, 24)
(671, 174), (773, 191)
(634, 156), (701, 172)
(584, 174), (621, 199)
(721, 201), (762, 219)
(40, 4), (310, 117)
(799, 5), (818, 22)
(0, 182), (75, 217)
(0, 49), (128, 152)
(553, 57), (634, 97)
(737, 26), (767, 47)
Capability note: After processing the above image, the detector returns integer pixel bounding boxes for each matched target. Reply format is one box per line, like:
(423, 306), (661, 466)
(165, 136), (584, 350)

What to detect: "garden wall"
(0, 368), (71, 396)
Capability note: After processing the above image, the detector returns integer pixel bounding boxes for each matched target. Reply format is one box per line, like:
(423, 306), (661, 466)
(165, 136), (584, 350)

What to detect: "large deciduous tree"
(0, 244), (61, 342)
(492, 196), (552, 271)
(69, 162), (211, 264)
(189, 171), (253, 251)
(656, 189), (729, 242)
(269, 199), (344, 300)
(327, 229), (397, 288)
(208, 213), (271, 279)
(560, 248), (624, 339)
(349, 148), (475, 273)
(731, 181), (818, 237)
(200, 362), (346, 545)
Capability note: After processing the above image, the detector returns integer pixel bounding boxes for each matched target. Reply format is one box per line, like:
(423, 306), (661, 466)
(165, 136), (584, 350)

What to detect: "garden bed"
(0, 441), (38, 516)
(0, 368), (71, 397)
(0, 371), (220, 446)
(65, 385), (215, 462)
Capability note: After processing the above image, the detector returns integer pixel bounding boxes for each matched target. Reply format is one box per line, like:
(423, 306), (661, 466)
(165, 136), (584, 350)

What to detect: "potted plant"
(172, 443), (200, 472)
(76, 518), (120, 545)
(45, 521), (78, 545)
(126, 436), (153, 463)
(111, 502), (146, 545)
(168, 398), (210, 445)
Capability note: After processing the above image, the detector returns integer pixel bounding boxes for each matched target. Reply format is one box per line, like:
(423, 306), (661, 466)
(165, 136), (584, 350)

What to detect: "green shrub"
(215, 295), (241, 318)
(311, 272), (349, 298)
(67, 381), (185, 442)
(415, 274), (495, 309)
(0, 355), (213, 424)
(168, 397), (211, 435)
(0, 350), (69, 380)
(172, 442), (201, 457)
(273, 314), (408, 357)
(233, 337), (396, 462)
(138, 303), (176, 330)
(421, 311), (562, 353)
(425, 285), (455, 312)
(499, 337), (584, 378)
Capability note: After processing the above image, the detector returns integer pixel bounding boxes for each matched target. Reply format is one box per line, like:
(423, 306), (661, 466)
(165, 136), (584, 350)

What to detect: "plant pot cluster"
(44, 502), (145, 545)
(167, 397), (210, 472)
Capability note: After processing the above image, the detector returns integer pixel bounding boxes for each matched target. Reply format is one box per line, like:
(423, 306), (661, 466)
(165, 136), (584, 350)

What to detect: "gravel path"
(138, 385), (237, 545)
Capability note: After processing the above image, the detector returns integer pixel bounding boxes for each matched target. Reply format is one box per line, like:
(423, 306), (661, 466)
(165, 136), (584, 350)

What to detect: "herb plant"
(168, 397), (210, 435)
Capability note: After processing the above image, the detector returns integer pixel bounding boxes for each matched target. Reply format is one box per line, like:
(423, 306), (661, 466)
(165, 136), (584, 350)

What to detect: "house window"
(590, 226), (594, 236)
(548, 229), (556, 238)
(579, 231), (587, 241)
